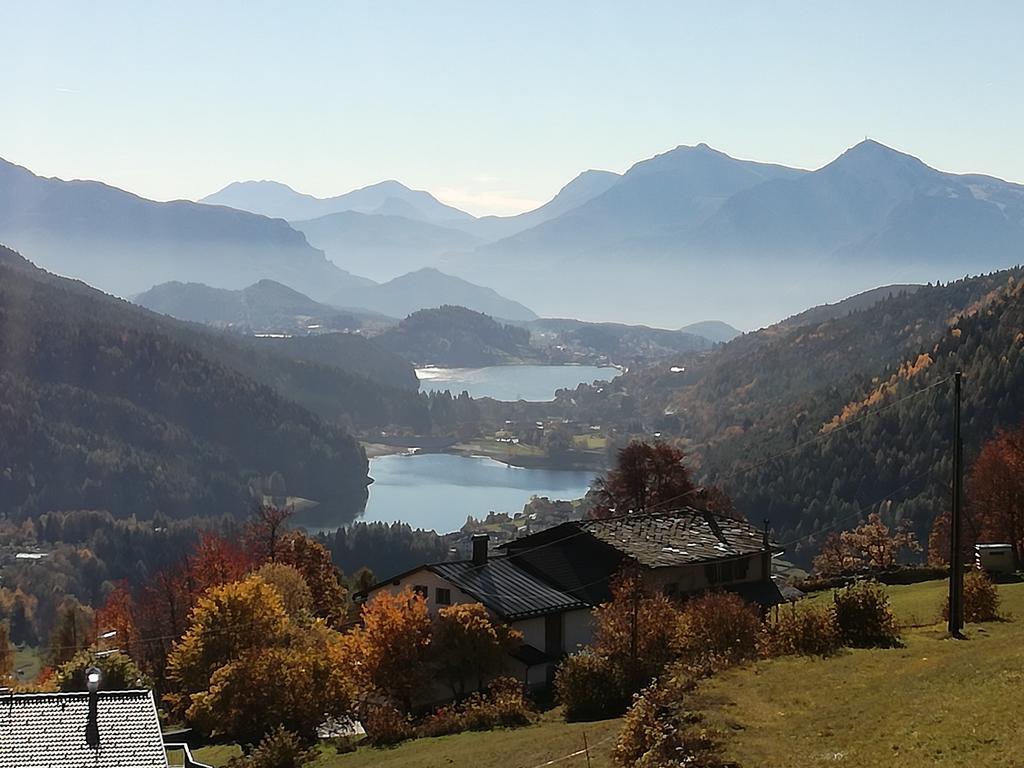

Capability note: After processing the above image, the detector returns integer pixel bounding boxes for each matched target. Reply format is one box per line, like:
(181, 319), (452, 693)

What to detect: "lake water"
(416, 364), (621, 401)
(359, 453), (595, 532)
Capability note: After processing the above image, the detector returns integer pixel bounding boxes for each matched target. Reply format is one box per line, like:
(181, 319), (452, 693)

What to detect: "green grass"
(191, 743), (243, 766)
(319, 710), (620, 768)
(699, 580), (1024, 768)
(804, 578), (955, 627)
(12, 645), (43, 684)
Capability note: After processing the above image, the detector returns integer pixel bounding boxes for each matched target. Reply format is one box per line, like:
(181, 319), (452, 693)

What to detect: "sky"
(1, 1), (1022, 217)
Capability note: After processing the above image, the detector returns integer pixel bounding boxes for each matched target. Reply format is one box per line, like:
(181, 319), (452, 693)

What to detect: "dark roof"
(727, 579), (788, 608)
(428, 558), (589, 621)
(0, 690), (167, 768)
(502, 522), (627, 605)
(509, 644), (557, 667)
(569, 509), (777, 568)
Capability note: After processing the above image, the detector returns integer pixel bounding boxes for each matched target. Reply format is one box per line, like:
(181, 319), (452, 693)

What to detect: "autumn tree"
(812, 513), (920, 576)
(433, 604), (521, 698)
(592, 442), (699, 517)
(188, 624), (355, 743)
(47, 598), (95, 667)
(968, 426), (1024, 564)
(245, 505), (295, 562)
(253, 563), (313, 624)
(0, 623), (12, 682)
(166, 576), (290, 720)
(351, 588), (433, 711)
(591, 570), (680, 684)
(275, 532), (348, 627)
(926, 509), (979, 567)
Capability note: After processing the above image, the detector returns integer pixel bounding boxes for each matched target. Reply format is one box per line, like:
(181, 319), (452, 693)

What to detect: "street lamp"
(86, 666), (102, 693)
(85, 666), (101, 747)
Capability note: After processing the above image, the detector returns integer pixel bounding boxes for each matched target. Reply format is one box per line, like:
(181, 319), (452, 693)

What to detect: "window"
(704, 559), (750, 585)
(412, 585), (428, 598)
(436, 587), (451, 605)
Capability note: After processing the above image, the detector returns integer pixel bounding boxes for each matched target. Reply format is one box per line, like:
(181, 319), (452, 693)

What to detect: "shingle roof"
(576, 508), (776, 568)
(0, 690), (167, 768)
(428, 558), (589, 620)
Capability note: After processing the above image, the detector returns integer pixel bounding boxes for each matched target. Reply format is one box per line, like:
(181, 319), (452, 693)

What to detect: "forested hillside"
(0, 246), (373, 519)
(375, 305), (536, 366)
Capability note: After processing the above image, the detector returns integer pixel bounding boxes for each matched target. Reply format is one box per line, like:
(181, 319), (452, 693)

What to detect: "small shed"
(975, 543), (1016, 574)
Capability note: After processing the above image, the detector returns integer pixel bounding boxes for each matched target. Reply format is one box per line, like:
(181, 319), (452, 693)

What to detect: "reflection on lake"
(358, 453), (595, 533)
(416, 364), (620, 402)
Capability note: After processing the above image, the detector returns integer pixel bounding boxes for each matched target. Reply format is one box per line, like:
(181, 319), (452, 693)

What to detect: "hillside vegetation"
(0, 246), (373, 519)
(375, 305), (536, 366)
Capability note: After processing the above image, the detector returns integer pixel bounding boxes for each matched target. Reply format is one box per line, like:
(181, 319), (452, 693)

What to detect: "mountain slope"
(693, 140), (1024, 263)
(350, 268), (538, 321)
(477, 144), (805, 258)
(201, 179), (473, 224)
(134, 279), (364, 330)
(0, 157), (372, 302)
(459, 169), (622, 241)
(374, 306), (535, 366)
(0, 245), (372, 520)
(291, 211), (483, 280)
(678, 320), (742, 344)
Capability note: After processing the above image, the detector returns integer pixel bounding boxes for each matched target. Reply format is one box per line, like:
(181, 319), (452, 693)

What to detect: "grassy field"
(699, 580), (1024, 768)
(195, 579), (1023, 768)
(193, 710), (621, 768)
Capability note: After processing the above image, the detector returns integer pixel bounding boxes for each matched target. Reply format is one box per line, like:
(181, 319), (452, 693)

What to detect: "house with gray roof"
(0, 689), (185, 768)
(360, 508), (784, 691)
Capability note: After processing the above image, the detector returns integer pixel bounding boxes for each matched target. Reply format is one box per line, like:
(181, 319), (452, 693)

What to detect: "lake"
(416, 364), (621, 401)
(359, 453), (595, 532)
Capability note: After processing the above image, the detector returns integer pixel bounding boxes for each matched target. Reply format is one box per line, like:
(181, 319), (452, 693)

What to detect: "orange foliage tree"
(593, 442), (698, 517)
(812, 513), (920, 576)
(433, 603), (521, 698)
(591, 570), (680, 683)
(968, 426), (1024, 563)
(350, 588), (433, 711)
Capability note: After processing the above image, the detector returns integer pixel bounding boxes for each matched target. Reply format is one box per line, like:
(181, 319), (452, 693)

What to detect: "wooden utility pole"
(948, 371), (964, 636)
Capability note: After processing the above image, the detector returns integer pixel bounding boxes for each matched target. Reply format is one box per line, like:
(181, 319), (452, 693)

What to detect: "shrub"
(832, 581), (901, 648)
(417, 678), (534, 737)
(675, 592), (760, 667)
(555, 652), (632, 721)
(944, 569), (1001, 623)
(361, 703), (415, 746)
(758, 603), (841, 658)
(55, 650), (148, 692)
(227, 727), (316, 768)
(613, 678), (725, 768)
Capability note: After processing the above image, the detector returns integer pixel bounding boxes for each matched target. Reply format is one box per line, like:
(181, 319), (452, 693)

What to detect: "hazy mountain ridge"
(201, 178), (473, 224)
(0, 157), (373, 302)
(291, 210), (483, 281)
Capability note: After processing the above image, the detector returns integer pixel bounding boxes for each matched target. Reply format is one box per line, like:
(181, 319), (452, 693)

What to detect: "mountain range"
(136, 268), (536, 326)
(197, 140), (1024, 329)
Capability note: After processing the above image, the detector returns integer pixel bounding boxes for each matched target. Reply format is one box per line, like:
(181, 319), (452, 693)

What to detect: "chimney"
(85, 666), (101, 748)
(472, 534), (489, 566)
(761, 519), (771, 581)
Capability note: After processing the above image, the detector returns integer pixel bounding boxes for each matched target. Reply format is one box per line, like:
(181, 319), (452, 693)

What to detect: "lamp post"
(85, 665), (101, 748)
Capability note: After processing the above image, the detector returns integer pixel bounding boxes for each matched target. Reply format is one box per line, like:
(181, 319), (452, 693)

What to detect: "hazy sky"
(2, 1), (1021, 216)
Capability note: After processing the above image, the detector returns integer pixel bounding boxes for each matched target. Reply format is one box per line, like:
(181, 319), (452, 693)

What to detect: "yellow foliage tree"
(166, 576), (290, 719)
(351, 588), (433, 711)
(433, 603), (521, 698)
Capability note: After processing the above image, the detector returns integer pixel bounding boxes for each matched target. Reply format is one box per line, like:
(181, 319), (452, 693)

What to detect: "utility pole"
(948, 371), (964, 636)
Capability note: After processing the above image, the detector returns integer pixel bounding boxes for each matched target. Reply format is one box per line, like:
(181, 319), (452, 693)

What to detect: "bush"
(361, 703), (415, 746)
(228, 727), (316, 768)
(555, 652), (632, 721)
(832, 581), (901, 648)
(613, 678), (725, 768)
(417, 678), (533, 737)
(758, 604), (841, 657)
(944, 569), (1001, 623)
(55, 650), (148, 692)
(675, 592), (760, 667)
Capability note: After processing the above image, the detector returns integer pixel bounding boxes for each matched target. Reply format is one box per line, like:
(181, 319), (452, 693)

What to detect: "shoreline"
(360, 440), (607, 472)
